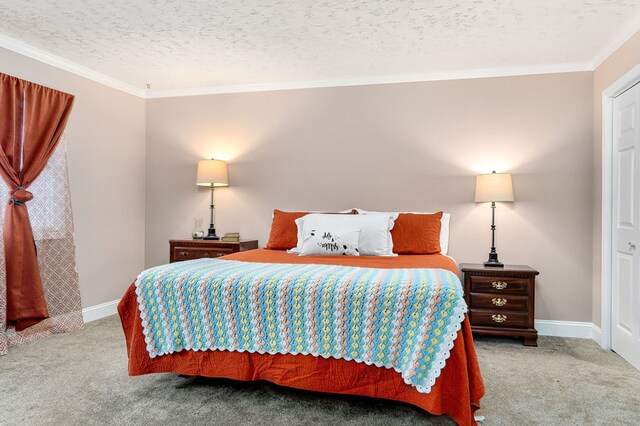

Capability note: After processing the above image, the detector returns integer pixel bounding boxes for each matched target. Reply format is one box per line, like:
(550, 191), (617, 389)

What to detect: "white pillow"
(290, 213), (397, 256)
(299, 228), (361, 256)
(356, 209), (451, 255)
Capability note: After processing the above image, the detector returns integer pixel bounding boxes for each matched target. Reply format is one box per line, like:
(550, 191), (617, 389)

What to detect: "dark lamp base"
(484, 251), (503, 267)
(484, 201), (505, 268)
(203, 226), (219, 240)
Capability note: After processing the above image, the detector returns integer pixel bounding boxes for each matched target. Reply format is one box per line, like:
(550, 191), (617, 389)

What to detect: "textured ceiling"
(1, 0), (639, 94)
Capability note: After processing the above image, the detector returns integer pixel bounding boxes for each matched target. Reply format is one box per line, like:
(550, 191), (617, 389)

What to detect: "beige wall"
(0, 47), (146, 308)
(146, 72), (594, 322)
(11, 29), (637, 326)
(592, 30), (640, 327)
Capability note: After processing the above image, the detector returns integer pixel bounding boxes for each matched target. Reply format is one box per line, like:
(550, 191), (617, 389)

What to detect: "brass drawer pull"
(201, 252), (210, 257)
(179, 251), (189, 256)
(216, 252), (225, 257)
(492, 281), (508, 290)
(492, 298), (507, 307)
(492, 314), (507, 323)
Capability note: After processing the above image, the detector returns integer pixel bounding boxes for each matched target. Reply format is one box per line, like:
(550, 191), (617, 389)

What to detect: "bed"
(118, 248), (484, 425)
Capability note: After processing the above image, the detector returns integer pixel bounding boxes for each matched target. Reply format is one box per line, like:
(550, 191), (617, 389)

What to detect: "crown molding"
(591, 15), (640, 69)
(145, 62), (592, 98)
(0, 29), (631, 100)
(0, 33), (146, 98)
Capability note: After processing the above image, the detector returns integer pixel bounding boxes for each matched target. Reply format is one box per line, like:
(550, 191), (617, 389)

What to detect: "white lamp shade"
(196, 159), (229, 187)
(475, 172), (514, 202)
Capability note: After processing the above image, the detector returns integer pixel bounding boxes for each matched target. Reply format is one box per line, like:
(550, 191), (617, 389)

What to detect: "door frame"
(601, 63), (640, 350)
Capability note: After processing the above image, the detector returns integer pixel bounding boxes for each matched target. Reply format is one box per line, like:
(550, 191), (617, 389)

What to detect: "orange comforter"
(118, 249), (484, 425)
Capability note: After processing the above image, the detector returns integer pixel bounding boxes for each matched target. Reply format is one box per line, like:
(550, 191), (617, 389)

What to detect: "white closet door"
(612, 81), (640, 371)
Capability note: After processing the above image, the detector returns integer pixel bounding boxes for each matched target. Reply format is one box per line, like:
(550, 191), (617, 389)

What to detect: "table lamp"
(475, 171), (514, 267)
(196, 159), (229, 240)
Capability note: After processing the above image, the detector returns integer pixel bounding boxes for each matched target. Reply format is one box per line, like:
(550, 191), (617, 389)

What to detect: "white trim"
(602, 92), (614, 351)
(535, 319), (600, 340)
(82, 299), (120, 323)
(592, 325), (603, 347)
(600, 63), (640, 351)
(0, 30), (591, 99)
(0, 21), (637, 99)
(591, 17), (640, 69)
(0, 34), (146, 98)
(145, 62), (592, 99)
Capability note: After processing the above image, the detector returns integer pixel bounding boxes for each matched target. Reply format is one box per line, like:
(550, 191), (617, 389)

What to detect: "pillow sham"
(265, 209), (357, 250)
(291, 213), (396, 256)
(299, 228), (361, 256)
(265, 210), (308, 250)
(390, 212), (443, 254)
(356, 209), (451, 254)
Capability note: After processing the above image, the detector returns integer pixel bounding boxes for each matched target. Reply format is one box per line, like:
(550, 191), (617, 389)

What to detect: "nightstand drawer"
(468, 276), (529, 295)
(470, 311), (529, 328)
(469, 293), (529, 311)
(173, 246), (233, 260)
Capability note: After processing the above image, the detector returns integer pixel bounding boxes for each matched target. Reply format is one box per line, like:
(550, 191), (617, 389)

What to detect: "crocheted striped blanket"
(135, 258), (467, 393)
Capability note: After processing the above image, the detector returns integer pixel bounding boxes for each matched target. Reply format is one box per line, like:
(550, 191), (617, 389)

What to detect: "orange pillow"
(265, 210), (309, 250)
(391, 212), (443, 254)
(265, 209), (358, 250)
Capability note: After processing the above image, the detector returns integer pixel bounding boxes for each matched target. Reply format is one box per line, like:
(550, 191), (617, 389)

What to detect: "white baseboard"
(535, 319), (601, 341)
(591, 325), (603, 347)
(82, 299), (120, 322)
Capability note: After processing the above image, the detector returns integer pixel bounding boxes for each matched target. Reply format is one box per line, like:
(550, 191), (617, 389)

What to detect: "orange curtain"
(0, 73), (74, 331)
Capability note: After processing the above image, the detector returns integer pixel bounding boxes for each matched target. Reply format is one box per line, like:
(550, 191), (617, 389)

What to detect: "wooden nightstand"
(460, 263), (539, 346)
(169, 239), (258, 263)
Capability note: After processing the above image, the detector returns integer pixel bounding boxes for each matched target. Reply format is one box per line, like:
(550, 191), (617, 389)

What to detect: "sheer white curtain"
(0, 136), (82, 355)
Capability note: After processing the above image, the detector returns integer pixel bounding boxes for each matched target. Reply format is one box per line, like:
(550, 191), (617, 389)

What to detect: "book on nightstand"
(221, 233), (240, 242)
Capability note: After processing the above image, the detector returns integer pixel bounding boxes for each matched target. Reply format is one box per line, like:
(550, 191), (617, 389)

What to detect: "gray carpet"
(1, 315), (640, 426)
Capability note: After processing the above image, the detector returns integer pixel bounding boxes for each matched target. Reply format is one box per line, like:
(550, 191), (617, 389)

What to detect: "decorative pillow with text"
(298, 228), (361, 256)
(291, 213), (396, 256)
